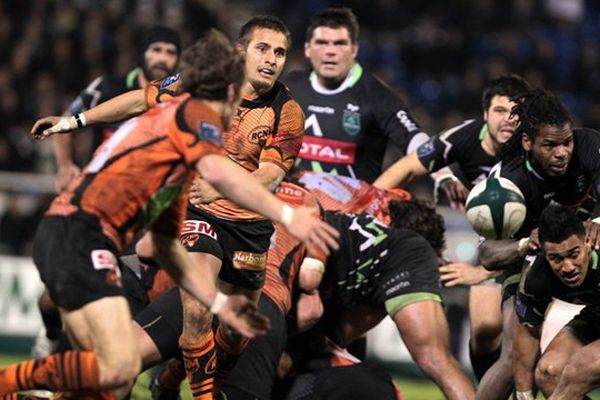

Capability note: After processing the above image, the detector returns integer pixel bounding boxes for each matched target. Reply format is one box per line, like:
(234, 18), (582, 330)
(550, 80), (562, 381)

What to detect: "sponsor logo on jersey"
(90, 249), (123, 288)
(417, 139), (435, 158)
(199, 121), (222, 146)
(396, 110), (419, 132)
(299, 136), (356, 164)
(233, 251), (267, 271)
(160, 73), (180, 89)
(307, 105), (335, 114)
(276, 184), (305, 199)
(248, 125), (272, 143)
(342, 104), (361, 135)
(182, 220), (217, 240)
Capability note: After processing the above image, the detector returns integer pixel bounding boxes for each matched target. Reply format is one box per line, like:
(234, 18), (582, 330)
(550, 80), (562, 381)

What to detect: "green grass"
(2, 353), (600, 400)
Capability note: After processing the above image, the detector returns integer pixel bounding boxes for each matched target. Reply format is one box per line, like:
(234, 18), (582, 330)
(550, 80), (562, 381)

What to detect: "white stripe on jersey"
(439, 119), (476, 161)
(87, 118), (138, 173)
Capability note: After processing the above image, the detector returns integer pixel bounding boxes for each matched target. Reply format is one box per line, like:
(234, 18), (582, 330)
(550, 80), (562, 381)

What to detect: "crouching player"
(513, 205), (600, 400)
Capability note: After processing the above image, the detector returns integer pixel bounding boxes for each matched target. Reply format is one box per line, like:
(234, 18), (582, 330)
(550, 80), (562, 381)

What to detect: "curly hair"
(180, 29), (245, 101)
(481, 74), (531, 111)
(388, 199), (446, 255)
(500, 88), (573, 163)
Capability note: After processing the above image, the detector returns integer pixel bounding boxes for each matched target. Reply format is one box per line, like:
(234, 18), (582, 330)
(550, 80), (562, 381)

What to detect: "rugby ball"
(465, 177), (526, 239)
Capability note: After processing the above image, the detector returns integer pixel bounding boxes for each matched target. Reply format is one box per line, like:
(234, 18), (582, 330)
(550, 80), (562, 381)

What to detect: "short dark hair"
(238, 15), (291, 48)
(306, 7), (359, 44)
(481, 74), (531, 111)
(500, 88), (573, 163)
(180, 29), (245, 101)
(388, 199), (446, 255)
(539, 205), (585, 246)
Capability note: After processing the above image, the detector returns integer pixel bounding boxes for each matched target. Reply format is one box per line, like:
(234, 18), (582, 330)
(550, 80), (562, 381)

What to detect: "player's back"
(47, 94), (224, 249)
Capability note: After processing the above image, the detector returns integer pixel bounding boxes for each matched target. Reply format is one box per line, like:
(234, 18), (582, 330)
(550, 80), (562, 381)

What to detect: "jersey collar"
(309, 63), (363, 95)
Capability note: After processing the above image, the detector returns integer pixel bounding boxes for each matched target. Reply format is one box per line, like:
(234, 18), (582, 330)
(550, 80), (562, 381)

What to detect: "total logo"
(299, 136), (356, 164)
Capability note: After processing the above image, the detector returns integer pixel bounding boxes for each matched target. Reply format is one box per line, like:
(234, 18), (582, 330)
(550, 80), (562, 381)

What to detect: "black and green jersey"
(285, 64), (426, 183)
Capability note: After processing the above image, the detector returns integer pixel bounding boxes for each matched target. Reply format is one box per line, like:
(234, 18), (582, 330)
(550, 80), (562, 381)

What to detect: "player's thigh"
(61, 295), (138, 365)
(392, 299), (450, 349)
(337, 304), (386, 345)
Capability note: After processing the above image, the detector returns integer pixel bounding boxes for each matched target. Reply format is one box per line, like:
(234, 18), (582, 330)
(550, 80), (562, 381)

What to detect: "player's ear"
(522, 133), (532, 152)
(236, 42), (246, 56)
(304, 41), (311, 58)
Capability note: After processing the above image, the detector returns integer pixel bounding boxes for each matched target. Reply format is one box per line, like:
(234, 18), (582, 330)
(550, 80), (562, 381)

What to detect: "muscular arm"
(479, 239), (524, 271)
(373, 151), (428, 189)
(82, 88), (148, 125)
(512, 320), (541, 394)
(189, 161), (286, 205)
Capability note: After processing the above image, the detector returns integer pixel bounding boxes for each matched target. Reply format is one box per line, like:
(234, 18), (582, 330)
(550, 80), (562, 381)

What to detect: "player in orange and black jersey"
(7, 30), (339, 400)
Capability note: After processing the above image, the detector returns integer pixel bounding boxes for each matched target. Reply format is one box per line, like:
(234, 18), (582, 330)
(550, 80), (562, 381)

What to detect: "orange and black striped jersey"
(46, 94), (224, 251)
(296, 171), (411, 225)
(145, 74), (305, 221)
(262, 182), (320, 314)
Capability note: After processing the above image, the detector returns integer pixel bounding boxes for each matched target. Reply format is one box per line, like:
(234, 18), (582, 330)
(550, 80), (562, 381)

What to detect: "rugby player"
(288, 207), (476, 400)
(513, 205), (600, 399)
(285, 7), (428, 183)
(478, 89), (600, 400)
(53, 25), (180, 192)
(1, 30), (337, 399)
(374, 74), (531, 382)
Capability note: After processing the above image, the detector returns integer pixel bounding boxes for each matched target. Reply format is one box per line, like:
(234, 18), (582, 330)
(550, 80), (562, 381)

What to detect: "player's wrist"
(280, 204), (295, 228)
(74, 112), (87, 128)
(210, 291), (229, 314)
(517, 238), (531, 257)
(515, 390), (534, 400)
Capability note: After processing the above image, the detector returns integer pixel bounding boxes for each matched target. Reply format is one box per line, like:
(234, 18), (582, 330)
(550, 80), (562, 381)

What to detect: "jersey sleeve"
(67, 76), (106, 115)
(145, 73), (181, 108)
(574, 128), (600, 192)
(171, 99), (225, 167)
(259, 99), (305, 172)
(370, 75), (424, 153)
(514, 257), (551, 327)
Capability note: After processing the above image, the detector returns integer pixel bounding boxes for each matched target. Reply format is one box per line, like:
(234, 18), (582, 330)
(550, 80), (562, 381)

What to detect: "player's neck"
(310, 63), (361, 95)
(480, 126), (500, 157)
(137, 72), (148, 88)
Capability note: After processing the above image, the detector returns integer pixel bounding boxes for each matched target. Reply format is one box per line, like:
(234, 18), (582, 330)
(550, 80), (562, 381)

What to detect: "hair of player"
(481, 74), (531, 111)
(500, 88), (573, 163)
(238, 15), (292, 49)
(538, 204), (585, 245)
(305, 7), (360, 44)
(388, 199), (446, 255)
(179, 29), (245, 101)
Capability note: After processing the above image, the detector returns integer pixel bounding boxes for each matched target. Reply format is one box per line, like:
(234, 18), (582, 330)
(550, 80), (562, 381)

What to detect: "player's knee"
(535, 354), (563, 388)
(470, 322), (501, 350)
(97, 351), (142, 388)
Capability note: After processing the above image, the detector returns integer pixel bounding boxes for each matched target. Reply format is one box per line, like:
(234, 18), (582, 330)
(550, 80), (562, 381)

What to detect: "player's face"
(523, 123), (574, 177)
(484, 95), (518, 145)
(544, 234), (590, 288)
(304, 27), (358, 87)
(242, 28), (288, 95)
(143, 41), (179, 81)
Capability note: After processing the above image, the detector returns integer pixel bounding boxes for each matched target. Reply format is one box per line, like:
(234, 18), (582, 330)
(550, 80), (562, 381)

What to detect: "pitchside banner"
(0, 256), (44, 336)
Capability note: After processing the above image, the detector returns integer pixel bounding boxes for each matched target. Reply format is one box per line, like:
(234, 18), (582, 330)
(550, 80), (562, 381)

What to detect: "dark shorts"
(183, 206), (274, 290)
(223, 295), (287, 400)
(32, 214), (125, 311)
(374, 233), (443, 317)
(134, 287), (183, 360)
(283, 362), (400, 400)
(566, 306), (600, 345)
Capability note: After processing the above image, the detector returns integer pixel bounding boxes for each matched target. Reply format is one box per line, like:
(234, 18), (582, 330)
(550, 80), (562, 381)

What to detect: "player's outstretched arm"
(146, 232), (271, 338)
(196, 154), (340, 255)
(512, 320), (541, 400)
(373, 151), (428, 189)
(31, 89), (147, 140)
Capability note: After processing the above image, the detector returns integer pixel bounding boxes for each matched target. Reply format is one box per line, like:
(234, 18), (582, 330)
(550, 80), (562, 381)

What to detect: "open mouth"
(258, 68), (275, 78)
(549, 163), (567, 174)
(561, 272), (580, 285)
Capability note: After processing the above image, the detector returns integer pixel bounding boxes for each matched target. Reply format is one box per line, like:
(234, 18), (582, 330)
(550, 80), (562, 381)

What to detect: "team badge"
(342, 104), (361, 136)
(417, 139), (435, 158)
(199, 121), (222, 146)
(160, 73), (180, 89)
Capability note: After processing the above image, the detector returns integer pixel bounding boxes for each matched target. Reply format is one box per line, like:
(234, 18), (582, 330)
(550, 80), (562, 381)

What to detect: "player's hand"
(584, 220), (600, 250)
(439, 262), (500, 287)
(440, 179), (469, 210)
(55, 163), (81, 193)
(217, 294), (271, 338)
(189, 176), (222, 205)
(528, 228), (540, 250)
(296, 291), (324, 332)
(285, 206), (340, 256)
(31, 116), (77, 140)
